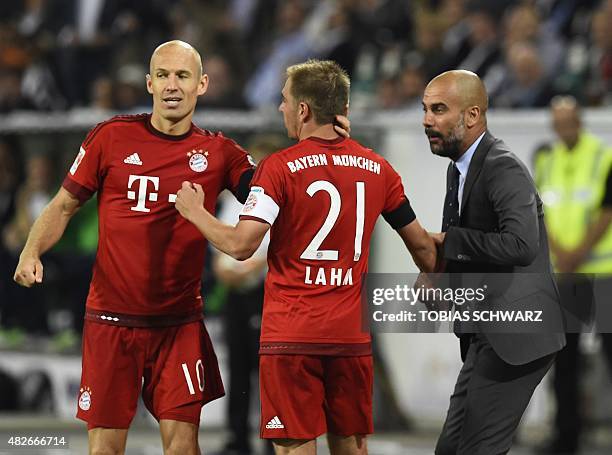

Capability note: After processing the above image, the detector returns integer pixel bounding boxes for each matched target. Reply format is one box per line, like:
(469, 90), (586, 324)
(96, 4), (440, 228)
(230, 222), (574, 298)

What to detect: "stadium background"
(1, 0), (612, 454)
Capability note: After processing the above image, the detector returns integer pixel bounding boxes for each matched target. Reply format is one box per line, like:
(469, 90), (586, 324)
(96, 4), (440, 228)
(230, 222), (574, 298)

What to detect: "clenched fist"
(175, 181), (205, 222)
(14, 255), (44, 287)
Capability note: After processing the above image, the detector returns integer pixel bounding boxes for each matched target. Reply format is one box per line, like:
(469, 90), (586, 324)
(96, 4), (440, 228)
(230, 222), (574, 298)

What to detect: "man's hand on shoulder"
(175, 181), (206, 223)
(14, 254), (44, 287)
(334, 114), (350, 138)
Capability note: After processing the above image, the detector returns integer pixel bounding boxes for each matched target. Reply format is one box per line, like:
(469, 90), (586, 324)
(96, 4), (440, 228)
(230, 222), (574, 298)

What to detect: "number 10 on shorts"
(181, 360), (205, 395)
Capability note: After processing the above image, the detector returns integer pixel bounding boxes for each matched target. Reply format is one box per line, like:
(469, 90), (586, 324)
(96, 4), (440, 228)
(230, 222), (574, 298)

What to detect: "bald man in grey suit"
(422, 70), (566, 454)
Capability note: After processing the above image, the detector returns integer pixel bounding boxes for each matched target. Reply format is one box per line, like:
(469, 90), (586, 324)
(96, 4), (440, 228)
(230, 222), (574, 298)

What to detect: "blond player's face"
(279, 78), (299, 139)
(147, 46), (208, 123)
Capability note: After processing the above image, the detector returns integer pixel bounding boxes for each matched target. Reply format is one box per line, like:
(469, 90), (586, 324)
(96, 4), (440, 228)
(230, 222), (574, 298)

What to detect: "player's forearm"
(20, 198), (76, 260)
(188, 208), (254, 260)
(411, 241), (437, 273)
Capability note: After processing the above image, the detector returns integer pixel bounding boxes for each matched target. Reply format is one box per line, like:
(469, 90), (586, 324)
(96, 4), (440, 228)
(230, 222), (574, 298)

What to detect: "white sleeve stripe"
(239, 190), (280, 225)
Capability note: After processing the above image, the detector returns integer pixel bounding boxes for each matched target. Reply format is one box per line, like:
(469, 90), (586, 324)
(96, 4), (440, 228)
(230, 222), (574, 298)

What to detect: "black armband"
(382, 199), (416, 229)
(233, 168), (255, 203)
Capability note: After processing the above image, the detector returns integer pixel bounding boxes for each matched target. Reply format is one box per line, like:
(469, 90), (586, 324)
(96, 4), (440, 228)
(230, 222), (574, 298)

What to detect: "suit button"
(457, 254), (464, 260)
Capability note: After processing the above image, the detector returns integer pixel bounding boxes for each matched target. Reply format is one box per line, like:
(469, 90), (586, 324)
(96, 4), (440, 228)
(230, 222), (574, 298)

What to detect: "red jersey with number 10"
(240, 136), (415, 355)
(62, 114), (253, 323)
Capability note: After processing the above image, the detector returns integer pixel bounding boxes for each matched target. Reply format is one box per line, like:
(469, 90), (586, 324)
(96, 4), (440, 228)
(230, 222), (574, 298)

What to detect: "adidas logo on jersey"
(265, 416), (285, 429)
(124, 153), (143, 165)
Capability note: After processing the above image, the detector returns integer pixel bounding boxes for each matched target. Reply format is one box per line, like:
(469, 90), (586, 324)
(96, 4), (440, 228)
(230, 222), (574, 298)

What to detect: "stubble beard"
(428, 116), (466, 160)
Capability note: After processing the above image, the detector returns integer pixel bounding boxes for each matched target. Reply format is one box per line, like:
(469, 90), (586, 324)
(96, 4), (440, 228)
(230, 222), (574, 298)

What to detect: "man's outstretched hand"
(175, 181), (206, 223)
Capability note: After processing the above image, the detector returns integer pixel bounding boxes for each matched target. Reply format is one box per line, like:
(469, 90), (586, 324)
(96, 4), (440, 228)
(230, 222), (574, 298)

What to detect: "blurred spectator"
(2, 153), (54, 335)
(374, 62), (426, 111)
(200, 55), (247, 109)
(90, 76), (114, 111)
(397, 63), (426, 110)
(3, 154), (54, 252)
(440, 0), (509, 80)
(412, 8), (449, 80)
(558, 6), (612, 105)
(503, 3), (565, 79)
(244, 0), (313, 108)
(490, 41), (555, 108)
(38, 0), (120, 106)
(375, 75), (401, 110)
(534, 95), (612, 455)
(113, 63), (147, 111)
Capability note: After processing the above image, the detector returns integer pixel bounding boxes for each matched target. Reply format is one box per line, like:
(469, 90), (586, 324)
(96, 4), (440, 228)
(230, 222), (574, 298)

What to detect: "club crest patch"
(188, 149), (208, 172)
(78, 386), (92, 411)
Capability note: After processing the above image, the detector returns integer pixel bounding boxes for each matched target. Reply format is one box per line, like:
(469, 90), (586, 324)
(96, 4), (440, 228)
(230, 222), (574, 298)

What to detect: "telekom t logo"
(126, 175), (178, 211)
(127, 175), (159, 212)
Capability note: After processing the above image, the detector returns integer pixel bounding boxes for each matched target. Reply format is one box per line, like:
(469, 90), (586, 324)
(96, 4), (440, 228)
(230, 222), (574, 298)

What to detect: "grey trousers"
(435, 334), (555, 455)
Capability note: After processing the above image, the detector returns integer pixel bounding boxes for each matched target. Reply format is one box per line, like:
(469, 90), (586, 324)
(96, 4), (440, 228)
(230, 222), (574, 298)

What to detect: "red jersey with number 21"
(240, 136), (415, 355)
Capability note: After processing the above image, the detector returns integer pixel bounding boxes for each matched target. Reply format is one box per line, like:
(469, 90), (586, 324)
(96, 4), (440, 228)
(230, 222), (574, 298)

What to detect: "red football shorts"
(259, 354), (373, 439)
(77, 320), (225, 429)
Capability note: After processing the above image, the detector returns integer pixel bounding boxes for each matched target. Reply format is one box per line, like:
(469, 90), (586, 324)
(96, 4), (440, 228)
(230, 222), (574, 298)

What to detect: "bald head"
(150, 40), (203, 77)
(428, 70), (488, 113)
(422, 70), (488, 160)
(550, 95), (581, 149)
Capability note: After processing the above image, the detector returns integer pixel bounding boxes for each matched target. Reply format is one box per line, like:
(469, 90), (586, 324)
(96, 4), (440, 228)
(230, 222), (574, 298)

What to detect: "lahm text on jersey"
(304, 266), (353, 286)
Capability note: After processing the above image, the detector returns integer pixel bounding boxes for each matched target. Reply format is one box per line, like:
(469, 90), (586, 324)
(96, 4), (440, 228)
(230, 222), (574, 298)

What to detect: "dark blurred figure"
(440, 0), (511, 79)
(89, 76), (114, 111)
(557, 5), (612, 105)
(213, 135), (281, 455)
(534, 96), (612, 455)
(490, 41), (555, 108)
(2, 154), (54, 335)
(199, 55), (247, 109)
(113, 63), (148, 111)
(502, 3), (565, 79)
(0, 141), (20, 324)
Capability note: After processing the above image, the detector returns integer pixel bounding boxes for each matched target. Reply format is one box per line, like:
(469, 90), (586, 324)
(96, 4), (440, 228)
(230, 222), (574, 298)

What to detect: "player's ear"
(198, 73), (209, 96)
(146, 74), (153, 95)
(299, 101), (310, 122)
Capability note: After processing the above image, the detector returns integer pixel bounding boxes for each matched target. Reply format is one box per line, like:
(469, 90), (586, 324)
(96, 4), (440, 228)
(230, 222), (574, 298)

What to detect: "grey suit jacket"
(443, 131), (566, 365)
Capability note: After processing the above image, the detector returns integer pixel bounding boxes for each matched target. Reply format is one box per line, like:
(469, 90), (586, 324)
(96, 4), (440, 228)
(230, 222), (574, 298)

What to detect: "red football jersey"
(63, 114), (253, 322)
(239, 136), (415, 355)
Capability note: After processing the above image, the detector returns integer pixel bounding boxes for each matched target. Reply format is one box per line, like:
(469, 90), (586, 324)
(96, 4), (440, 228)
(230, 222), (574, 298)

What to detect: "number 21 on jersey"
(300, 180), (365, 262)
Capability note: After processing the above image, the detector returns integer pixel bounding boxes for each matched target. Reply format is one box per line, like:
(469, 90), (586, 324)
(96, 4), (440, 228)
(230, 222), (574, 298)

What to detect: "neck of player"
(298, 123), (340, 142)
(150, 112), (192, 136)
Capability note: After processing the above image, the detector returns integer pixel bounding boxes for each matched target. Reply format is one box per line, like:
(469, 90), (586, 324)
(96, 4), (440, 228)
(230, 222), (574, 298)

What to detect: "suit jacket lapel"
(460, 131), (496, 218)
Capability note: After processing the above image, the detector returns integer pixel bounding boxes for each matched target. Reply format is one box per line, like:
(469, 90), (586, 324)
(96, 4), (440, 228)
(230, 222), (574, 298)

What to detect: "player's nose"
(165, 74), (179, 90)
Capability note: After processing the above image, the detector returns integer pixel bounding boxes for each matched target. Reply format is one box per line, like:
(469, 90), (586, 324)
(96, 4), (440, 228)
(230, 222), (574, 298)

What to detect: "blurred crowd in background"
(0, 0), (611, 114)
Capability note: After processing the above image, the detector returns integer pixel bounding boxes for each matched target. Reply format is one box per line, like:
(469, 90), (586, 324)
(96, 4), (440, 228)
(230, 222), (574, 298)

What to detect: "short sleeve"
(381, 159), (416, 229)
(239, 154), (284, 225)
(62, 123), (106, 204)
(222, 136), (256, 203)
